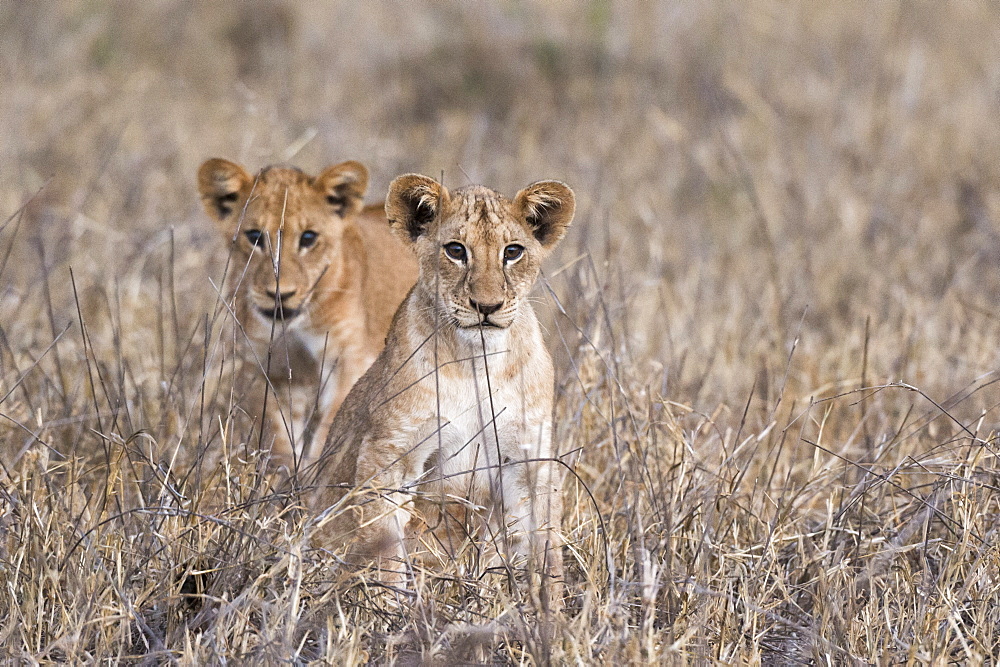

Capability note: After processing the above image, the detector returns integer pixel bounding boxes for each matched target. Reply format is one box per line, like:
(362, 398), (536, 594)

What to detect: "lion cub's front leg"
(348, 423), (565, 596)
(260, 379), (311, 471)
(495, 426), (565, 601)
(309, 349), (377, 466)
(261, 372), (336, 471)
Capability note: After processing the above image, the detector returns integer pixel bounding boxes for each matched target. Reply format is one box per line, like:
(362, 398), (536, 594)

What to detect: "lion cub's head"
(197, 158), (368, 325)
(385, 175), (574, 331)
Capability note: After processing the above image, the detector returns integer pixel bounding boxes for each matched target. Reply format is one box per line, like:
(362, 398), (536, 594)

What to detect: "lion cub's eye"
(443, 242), (468, 262)
(503, 244), (525, 263)
(300, 230), (318, 249)
(244, 229), (264, 247)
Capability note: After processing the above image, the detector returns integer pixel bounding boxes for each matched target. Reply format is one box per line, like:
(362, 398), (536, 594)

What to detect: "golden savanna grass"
(2, 1), (1000, 663)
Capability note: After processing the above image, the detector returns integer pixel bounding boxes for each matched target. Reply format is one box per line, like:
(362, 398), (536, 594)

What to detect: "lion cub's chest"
(251, 307), (372, 378)
(251, 325), (333, 379)
(410, 346), (546, 499)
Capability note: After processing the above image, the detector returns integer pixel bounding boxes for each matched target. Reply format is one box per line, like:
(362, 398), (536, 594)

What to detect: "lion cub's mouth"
(459, 318), (505, 330)
(258, 305), (302, 321)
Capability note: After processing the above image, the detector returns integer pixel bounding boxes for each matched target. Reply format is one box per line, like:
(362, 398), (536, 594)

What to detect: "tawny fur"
(197, 159), (418, 468)
(310, 174), (575, 595)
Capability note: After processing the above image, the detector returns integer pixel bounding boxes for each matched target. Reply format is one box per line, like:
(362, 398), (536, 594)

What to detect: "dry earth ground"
(1, 1), (1000, 663)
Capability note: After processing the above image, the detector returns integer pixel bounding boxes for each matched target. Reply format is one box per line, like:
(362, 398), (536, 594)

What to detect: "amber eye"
(503, 244), (525, 263)
(244, 229), (264, 246)
(300, 230), (318, 249)
(444, 242), (467, 262)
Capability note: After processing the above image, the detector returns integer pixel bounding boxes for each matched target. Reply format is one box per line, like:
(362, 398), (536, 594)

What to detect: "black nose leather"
(470, 299), (502, 316)
(266, 289), (297, 301)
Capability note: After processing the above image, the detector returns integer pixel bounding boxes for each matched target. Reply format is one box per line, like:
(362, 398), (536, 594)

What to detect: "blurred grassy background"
(4, 1), (1000, 405)
(2, 1), (1000, 662)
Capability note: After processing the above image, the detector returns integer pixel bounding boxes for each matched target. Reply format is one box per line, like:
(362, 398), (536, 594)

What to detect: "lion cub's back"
(355, 203), (418, 338)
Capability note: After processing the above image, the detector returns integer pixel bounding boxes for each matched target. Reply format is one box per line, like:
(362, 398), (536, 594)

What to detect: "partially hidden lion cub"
(197, 159), (418, 468)
(311, 174), (575, 593)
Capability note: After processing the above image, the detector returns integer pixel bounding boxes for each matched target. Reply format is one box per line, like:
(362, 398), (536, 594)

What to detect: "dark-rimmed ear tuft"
(514, 180), (575, 249)
(315, 161), (369, 218)
(385, 174), (449, 243)
(197, 158), (253, 222)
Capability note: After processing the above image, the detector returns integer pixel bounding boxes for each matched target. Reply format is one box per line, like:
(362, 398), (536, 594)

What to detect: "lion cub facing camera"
(197, 159), (417, 469)
(311, 173), (574, 592)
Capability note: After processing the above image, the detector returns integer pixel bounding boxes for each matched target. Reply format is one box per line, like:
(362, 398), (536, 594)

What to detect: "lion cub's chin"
(454, 321), (512, 347)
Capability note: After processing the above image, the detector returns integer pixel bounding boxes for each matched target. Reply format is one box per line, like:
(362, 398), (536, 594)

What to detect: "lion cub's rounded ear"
(316, 161), (369, 218)
(197, 158), (252, 222)
(514, 180), (575, 249)
(385, 174), (449, 243)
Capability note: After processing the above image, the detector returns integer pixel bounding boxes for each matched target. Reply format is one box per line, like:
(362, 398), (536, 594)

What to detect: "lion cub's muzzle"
(456, 298), (510, 329)
(256, 288), (304, 321)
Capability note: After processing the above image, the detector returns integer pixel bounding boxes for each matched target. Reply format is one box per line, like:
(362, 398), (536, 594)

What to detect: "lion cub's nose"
(266, 288), (297, 302)
(470, 299), (503, 316)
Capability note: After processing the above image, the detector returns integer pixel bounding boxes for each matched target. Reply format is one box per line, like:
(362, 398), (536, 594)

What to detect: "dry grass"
(2, 1), (1000, 663)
